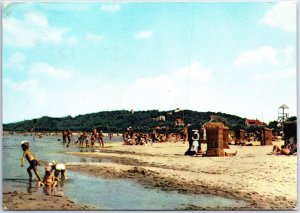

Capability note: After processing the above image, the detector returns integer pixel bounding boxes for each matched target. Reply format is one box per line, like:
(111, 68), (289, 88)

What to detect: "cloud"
(3, 78), (48, 105)
(124, 62), (212, 110)
(233, 46), (278, 67)
(5, 52), (26, 71)
(40, 62), (213, 116)
(101, 4), (121, 12)
(3, 12), (69, 48)
(261, 1), (296, 32)
(135, 31), (153, 39)
(282, 45), (295, 66)
(250, 67), (296, 83)
(29, 63), (72, 80)
(66, 36), (78, 46)
(86, 33), (104, 42)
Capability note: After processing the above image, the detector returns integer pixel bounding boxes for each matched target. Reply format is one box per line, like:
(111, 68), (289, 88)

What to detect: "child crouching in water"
(20, 141), (43, 185)
(38, 165), (57, 187)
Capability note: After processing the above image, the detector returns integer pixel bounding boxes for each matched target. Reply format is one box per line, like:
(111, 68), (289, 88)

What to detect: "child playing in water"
(38, 165), (57, 187)
(20, 141), (43, 184)
(48, 160), (66, 181)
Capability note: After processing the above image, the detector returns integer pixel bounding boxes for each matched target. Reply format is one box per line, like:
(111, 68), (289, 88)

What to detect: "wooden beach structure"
(239, 129), (246, 140)
(204, 122), (225, 157)
(223, 127), (230, 149)
(262, 127), (273, 146)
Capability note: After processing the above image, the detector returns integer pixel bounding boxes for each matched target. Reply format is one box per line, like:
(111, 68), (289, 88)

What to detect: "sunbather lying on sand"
(272, 142), (297, 156)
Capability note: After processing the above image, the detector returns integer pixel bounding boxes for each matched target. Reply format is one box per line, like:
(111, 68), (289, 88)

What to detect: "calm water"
(2, 135), (247, 210)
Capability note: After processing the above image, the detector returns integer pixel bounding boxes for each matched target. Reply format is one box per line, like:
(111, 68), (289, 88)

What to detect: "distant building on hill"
(245, 119), (267, 127)
(174, 118), (185, 127)
(154, 116), (166, 122)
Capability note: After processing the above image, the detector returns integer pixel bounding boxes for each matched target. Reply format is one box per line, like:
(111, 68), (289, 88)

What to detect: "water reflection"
(42, 184), (64, 196)
(26, 180), (65, 196)
(27, 181), (38, 194)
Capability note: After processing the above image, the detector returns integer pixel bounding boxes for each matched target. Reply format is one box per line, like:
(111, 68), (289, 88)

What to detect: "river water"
(2, 134), (247, 210)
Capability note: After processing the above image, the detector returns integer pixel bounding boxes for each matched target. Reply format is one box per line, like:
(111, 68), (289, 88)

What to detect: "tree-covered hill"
(3, 110), (247, 132)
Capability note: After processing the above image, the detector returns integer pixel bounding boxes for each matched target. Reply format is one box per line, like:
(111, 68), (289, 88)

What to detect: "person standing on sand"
(128, 127), (134, 139)
(182, 127), (188, 144)
(66, 130), (72, 147)
(20, 141), (43, 184)
(92, 129), (97, 136)
(90, 134), (95, 148)
(150, 129), (158, 145)
(85, 132), (90, 148)
(97, 131), (104, 148)
(122, 132), (126, 143)
(62, 131), (67, 143)
(109, 133), (113, 141)
(78, 132), (84, 148)
(91, 129), (98, 148)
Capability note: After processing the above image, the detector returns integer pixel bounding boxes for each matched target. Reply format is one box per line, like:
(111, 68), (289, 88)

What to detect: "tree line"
(4, 109), (295, 133)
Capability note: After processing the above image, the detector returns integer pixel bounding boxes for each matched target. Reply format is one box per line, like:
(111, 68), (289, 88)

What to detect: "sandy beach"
(2, 139), (297, 210)
(65, 141), (297, 210)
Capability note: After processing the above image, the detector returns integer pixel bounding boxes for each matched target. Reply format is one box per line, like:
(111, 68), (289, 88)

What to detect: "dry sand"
(66, 140), (297, 210)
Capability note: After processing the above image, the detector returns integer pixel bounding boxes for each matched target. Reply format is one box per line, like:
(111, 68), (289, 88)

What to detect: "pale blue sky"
(2, 1), (297, 123)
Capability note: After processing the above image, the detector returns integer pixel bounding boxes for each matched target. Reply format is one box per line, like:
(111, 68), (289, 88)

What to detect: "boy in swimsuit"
(20, 141), (43, 184)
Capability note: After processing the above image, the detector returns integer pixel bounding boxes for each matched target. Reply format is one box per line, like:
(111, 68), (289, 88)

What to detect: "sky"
(2, 1), (297, 124)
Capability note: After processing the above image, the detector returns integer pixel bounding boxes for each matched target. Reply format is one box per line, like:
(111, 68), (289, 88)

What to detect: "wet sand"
(3, 191), (93, 210)
(66, 140), (297, 210)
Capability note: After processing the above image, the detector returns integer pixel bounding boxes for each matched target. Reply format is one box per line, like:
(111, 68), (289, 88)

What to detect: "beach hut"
(262, 127), (273, 146)
(239, 129), (246, 140)
(204, 122), (225, 157)
(223, 127), (230, 149)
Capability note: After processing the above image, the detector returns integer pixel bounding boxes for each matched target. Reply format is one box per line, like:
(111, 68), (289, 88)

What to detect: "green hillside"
(3, 110), (246, 132)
